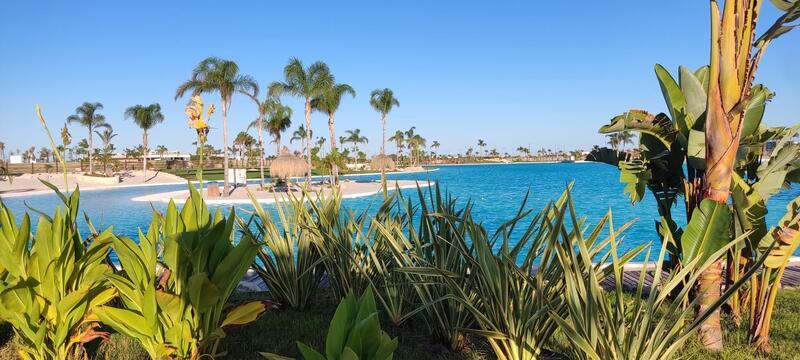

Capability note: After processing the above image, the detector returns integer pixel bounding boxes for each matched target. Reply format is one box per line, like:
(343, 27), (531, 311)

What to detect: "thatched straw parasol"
(370, 154), (396, 171)
(270, 147), (306, 180)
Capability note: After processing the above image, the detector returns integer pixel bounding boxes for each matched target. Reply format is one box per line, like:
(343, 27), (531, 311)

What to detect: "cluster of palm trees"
(605, 130), (635, 151)
(388, 127), (428, 167)
(175, 56), (401, 195)
(58, 101), (166, 179)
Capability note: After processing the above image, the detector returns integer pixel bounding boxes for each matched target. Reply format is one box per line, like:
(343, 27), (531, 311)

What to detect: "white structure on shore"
(143, 151), (191, 161)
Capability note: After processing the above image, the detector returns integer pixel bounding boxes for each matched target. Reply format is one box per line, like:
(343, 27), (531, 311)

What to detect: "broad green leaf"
(655, 64), (687, 135)
(220, 301), (269, 328)
(679, 66), (706, 124)
(618, 160), (651, 204)
(687, 129), (706, 170)
(598, 110), (676, 148)
(741, 85), (773, 139)
(681, 199), (731, 264)
(188, 273), (220, 312)
(762, 195), (800, 268)
(297, 342), (326, 360)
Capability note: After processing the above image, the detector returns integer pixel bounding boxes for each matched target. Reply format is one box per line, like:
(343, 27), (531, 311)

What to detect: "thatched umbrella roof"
(370, 154), (396, 171)
(270, 147), (306, 180)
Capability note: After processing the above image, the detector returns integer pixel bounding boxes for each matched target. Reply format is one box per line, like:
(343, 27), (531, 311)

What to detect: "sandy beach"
(132, 179), (429, 204)
(0, 170), (189, 198)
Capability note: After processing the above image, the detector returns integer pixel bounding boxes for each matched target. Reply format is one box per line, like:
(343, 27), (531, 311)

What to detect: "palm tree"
(67, 102), (109, 174)
(344, 129), (368, 166)
(619, 130), (635, 150)
(369, 89), (400, 156)
(291, 125), (311, 155)
(175, 57), (258, 196)
(124, 103), (164, 181)
(0, 141), (5, 161)
(269, 58), (333, 183)
(430, 141), (441, 162)
(263, 104), (293, 155)
(606, 133), (621, 151)
(312, 78), (355, 184)
(315, 137), (327, 157)
(245, 96), (287, 189)
(95, 128), (117, 173)
(156, 145), (168, 158)
(389, 130), (405, 165)
(404, 127), (426, 166)
(477, 139), (486, 157)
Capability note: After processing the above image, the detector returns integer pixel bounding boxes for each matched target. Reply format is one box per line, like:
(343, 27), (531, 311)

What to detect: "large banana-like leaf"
(681, 199), (731, 264)
(618, 160), (652, 205)
(731, 173), (768, 247)
(762, 195), (800, 268)
(220, 300), (270, 328)
(740, 85), (774, 139)
(679, 65), (707, 129)
(756, 0), (800, 45)
(599, 110), (677, 148)
(655, 64), (687, 136)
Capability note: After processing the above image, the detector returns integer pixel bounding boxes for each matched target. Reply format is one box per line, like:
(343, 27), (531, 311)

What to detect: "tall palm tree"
(245, 96), (284, 189)
(291, 125), (311, 154)
(312, 79), (355, 184)
(95, 128), (117, 173)
(344, 129), (368, 166)
(263, 104), (293, 156)
(369, 89), (400, 156)
(388, 130), (405, 165)
(477, 139), (486, 157)
(619, 130), (635, 150)
(269, 58), (333, 183)
(67, 102), (109, 174)
(431, 141), (440, 161)
(404, 127), (426, 166)
(124, 103), (164, 181)
(606, 133), (621, 151)
(175, 57), (258, 196)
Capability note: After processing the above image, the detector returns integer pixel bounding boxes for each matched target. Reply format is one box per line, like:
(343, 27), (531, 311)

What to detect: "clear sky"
(1, 0), (797, 156)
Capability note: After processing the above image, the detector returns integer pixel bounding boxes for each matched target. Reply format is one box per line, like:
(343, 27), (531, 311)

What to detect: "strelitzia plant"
(95, 186), (269, 359)
(0, 184), (116, 360)
(261, 288), (398, 360)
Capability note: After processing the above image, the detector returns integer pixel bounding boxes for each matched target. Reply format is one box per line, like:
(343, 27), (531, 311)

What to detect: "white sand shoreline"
(131, 180), (431, 205)
(0, 168), (438, 200)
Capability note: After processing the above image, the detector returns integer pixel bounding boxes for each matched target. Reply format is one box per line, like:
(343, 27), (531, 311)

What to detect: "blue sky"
(1, 0), (797, 156)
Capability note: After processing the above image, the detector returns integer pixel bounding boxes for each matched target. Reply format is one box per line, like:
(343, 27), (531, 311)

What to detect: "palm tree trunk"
(380, 114), (387, 190)
(276, 135), (281, 156)
(88, 127), (94, 174)
(221, 98), (230, 196)
(258, 116), (265, 190)
(328, 112), (338, 185)
(142, 130), (148, 182)
(304, 98), (312, 184)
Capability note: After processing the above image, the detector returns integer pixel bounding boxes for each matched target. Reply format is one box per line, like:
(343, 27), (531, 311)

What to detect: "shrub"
(0, 184), (116, 360)
(261, 288), (397, 360)
(94, 186), (269, 359)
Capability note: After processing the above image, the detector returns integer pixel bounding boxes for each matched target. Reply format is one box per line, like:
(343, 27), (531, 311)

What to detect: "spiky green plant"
(95, 186), (268, 359)
(552, 211), (767, 360)
(0, 184), (116, 360)
(243, 190), (324, 310)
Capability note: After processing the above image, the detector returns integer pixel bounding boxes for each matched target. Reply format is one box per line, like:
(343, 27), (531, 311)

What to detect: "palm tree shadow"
(146, 170), (160, 183)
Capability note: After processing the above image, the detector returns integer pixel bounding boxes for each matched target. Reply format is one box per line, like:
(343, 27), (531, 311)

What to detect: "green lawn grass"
(3, 289), (799, 359)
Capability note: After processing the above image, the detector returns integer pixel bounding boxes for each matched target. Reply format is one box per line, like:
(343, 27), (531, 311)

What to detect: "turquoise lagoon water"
(2, 162), (797, 260)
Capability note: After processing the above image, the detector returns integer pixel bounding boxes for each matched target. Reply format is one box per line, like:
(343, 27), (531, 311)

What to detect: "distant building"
(143, 151), (191, 161)
(9, 155), (24, 164)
